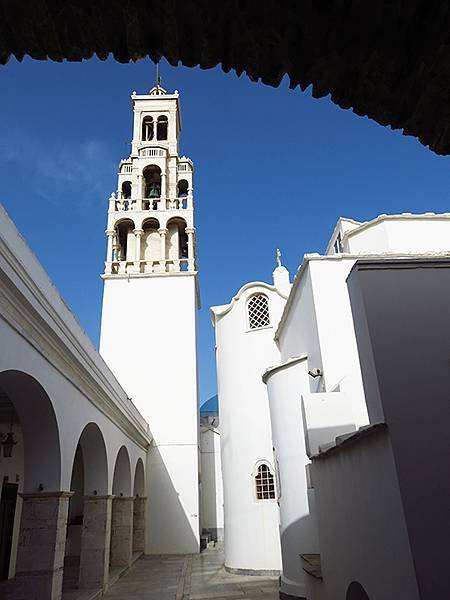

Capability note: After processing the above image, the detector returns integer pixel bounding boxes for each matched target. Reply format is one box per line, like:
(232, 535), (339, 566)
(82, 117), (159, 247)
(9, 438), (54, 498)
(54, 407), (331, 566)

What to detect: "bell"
(148, 183), (160, 198)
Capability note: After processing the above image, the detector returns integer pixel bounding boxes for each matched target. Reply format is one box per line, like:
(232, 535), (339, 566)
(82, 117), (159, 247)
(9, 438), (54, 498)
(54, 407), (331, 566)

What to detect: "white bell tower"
(99, 83), (200, 554)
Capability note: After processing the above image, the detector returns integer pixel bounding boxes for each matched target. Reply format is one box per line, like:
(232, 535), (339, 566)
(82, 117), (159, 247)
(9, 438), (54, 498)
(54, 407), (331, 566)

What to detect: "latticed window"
(248, 294), (270, 330)
(255, 464), (276, 500)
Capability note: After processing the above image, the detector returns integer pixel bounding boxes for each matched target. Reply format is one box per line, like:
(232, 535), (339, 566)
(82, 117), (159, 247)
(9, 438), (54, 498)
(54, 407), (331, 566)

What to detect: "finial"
(156, 61), (161, 88)
(276, 248), (282, 268)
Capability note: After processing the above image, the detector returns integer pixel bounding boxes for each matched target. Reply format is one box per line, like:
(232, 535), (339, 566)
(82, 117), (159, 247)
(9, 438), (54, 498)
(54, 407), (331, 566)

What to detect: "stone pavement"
(102, 546), (279, 600)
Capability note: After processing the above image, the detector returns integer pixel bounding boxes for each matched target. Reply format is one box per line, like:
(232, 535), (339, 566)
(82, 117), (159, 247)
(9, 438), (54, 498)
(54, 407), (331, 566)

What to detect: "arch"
(166, 217), (188, 267)
(142, 116), (154, 141)
(156, 115), (168, 140)
(247, 293), (270, 330)
(177, 179), (188, 198)
(133, 458), (145, 496)
(112, 445), (132, 497)
(115, 218), (135, 262)
(0, 370), (61, 492)
(142, 218), (160, 262)
(253, 461), (276, 500)
(346, 582), (371, 600)
(121, 180), (131, 199)
(143, 164), (161, 205)
(77, 423), (108, 495)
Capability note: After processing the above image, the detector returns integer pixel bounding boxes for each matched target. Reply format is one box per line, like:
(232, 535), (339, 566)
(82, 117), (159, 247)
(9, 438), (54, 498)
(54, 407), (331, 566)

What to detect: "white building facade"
(212, 212), (450, 599)
(99, 84), (200, 554)
(211, 262), (290, 574)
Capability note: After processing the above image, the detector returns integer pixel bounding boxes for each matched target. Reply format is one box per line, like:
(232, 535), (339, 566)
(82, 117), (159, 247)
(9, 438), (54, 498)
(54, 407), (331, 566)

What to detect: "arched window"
(142, 116), (154, 141)
(177, 179), (188, 198)
(248, 294), (270, 330)
(121, 181), (131, 199)
(255, 463), (276, 500)
(157, 115), (168, 140)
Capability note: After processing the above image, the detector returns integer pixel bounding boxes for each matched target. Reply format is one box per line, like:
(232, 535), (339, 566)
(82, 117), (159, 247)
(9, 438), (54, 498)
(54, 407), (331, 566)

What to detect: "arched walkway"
(65, 423), (111, 592)
(110, 446), (134, 573)
(0, 370), (64, 599)
(132, 459), (146, 555)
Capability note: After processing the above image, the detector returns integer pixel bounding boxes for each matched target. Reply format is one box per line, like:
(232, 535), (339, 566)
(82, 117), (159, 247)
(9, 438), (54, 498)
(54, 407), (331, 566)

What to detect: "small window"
(248, 294), (270, 330)
(255, 464), (276, 500)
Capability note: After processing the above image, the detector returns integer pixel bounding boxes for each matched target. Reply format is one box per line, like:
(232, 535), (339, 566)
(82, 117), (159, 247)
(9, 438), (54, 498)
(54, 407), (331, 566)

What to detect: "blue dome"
(200, 394), (218, 417)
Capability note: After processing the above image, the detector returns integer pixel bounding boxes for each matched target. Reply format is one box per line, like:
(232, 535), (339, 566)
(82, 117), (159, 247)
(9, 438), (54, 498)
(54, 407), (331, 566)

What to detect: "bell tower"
(99, 83), (200, 554)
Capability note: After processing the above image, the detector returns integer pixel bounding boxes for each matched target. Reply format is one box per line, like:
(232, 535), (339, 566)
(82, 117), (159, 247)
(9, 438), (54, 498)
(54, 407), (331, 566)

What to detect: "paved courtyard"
(103, 546), (279, 600)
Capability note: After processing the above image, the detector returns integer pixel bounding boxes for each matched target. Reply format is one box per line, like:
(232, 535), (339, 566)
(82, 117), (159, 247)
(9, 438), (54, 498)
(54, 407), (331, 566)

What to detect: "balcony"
(139, 146), (166, 158)
(111, 196), (192, 212)
(107, 258), (195, 275)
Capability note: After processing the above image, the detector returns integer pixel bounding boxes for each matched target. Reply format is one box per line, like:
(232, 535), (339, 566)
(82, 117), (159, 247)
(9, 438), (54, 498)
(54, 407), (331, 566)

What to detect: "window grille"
(248, 294), (270, 329)
(255, 464), (276, 500)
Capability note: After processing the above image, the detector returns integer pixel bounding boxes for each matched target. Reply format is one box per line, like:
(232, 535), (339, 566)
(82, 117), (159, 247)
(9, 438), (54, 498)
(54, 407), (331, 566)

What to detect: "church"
(0, 82), (448, 600)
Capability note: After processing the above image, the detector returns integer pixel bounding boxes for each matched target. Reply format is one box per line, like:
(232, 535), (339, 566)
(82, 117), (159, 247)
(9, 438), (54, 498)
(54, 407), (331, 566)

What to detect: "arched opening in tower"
(121, 181), (131, 200)
(115, 219), (135, 262)
(141, 116), (154, 141)
(156, 116), (168, 141)
(143, 165), (161, 209)
(166, 218), (188, 271)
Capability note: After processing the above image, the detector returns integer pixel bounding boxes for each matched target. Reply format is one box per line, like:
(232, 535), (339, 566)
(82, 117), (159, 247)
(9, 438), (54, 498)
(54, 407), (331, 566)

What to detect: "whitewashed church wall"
(213, 283), (285, 573)
(308, 260), (369, 427)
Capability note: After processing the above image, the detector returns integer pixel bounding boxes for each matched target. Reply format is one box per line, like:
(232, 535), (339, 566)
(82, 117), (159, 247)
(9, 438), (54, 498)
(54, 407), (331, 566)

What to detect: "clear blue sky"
(1, 57), (449, 403)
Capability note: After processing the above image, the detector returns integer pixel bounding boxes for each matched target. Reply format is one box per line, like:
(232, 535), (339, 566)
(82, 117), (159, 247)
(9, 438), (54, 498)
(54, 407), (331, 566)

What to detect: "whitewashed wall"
(100, 274), (200, 553)
(211, 276), (289, 573)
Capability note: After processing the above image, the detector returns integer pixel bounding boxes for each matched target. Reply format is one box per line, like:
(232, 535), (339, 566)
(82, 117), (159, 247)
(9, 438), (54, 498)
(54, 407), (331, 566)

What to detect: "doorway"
(0, 482), (18, 580)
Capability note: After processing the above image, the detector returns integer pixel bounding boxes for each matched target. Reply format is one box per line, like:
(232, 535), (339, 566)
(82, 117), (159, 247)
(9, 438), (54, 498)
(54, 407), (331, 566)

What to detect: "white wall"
(264, 356), (319, 598)
(200, 419), (224, 540)
(100, 274), (200, 553)
(212, 281), (286, 573)
(310, 429), (420, 600)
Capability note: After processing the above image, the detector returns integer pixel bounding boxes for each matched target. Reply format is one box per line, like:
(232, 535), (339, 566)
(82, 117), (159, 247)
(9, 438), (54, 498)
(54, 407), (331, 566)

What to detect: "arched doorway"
(132, 459), (146, 555)
(346, 581), (371, 600)
(63, 445), (84, 593)
(110, 446), (133, 574)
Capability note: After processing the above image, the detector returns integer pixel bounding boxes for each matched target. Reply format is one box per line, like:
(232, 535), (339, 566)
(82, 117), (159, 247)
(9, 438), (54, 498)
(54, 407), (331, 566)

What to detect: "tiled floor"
(102, 546), (279, 600)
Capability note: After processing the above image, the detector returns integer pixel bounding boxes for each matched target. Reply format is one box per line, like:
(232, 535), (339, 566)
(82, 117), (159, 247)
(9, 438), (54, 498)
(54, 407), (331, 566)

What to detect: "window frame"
(246, 293), (271, 332)
(253, 461), (277, 502)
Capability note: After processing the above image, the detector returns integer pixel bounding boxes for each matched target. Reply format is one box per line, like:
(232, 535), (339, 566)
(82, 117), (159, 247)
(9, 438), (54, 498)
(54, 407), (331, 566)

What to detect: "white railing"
(120, 163), (132, 173)
(112, 197), (191, 212)
(177, 163), (190, 171)
(108, 258), (195, 275)
(139, 147), (166, 158)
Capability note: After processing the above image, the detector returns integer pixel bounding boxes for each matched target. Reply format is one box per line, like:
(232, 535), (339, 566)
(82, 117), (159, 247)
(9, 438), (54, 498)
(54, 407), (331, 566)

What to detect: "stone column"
(13, 491), (72, 600)
(133, 229), (143, 273)
(78, 495), (113, 591)
(161, 172), (167, 200)
(105, 230), (115, 274)
(187, 187), (193, 209)
(186, 227), (195, 272)
(133, 496), (147, 554)
(158, 228), (168, 272)
(110, 497), (134, 568)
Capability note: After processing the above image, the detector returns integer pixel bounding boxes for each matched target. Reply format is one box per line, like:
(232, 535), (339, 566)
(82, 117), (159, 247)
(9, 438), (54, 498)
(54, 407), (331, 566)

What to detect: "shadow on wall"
(146, 443), (199, 554)
(199, 428), (221, 542)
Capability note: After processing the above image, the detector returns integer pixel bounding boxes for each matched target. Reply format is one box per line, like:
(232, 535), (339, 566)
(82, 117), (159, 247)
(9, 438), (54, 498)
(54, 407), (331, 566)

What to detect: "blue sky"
(0, 57), (449, 403)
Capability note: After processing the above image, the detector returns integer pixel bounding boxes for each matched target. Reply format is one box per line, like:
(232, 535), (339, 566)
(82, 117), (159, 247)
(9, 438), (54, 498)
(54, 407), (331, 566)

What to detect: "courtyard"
(99, 546), (278, 600)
